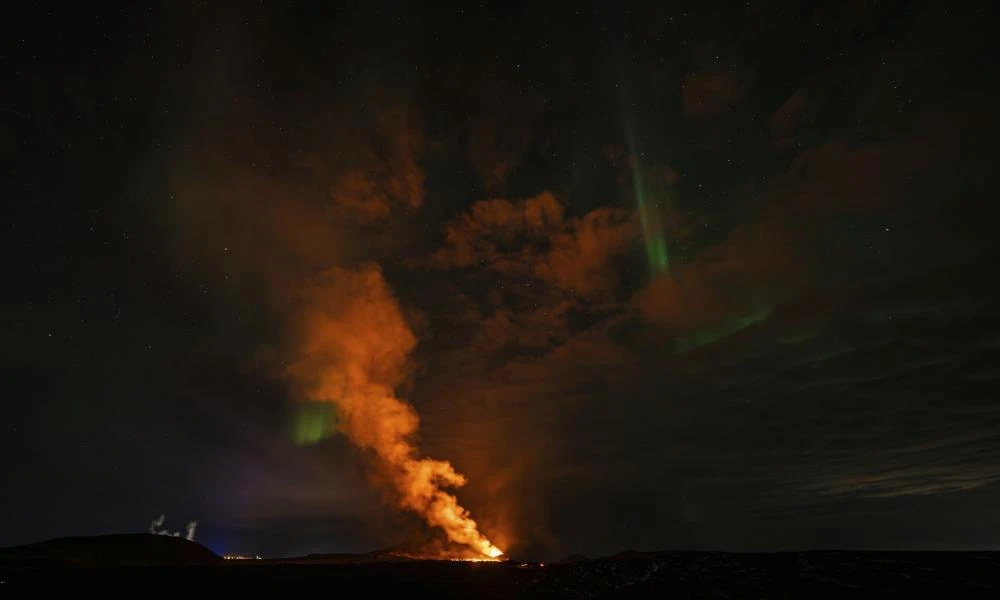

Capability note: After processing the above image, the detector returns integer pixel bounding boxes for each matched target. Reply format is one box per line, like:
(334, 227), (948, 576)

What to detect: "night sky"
(5, 2), (999, 560)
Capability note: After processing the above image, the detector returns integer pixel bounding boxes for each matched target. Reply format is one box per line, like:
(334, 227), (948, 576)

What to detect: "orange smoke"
(286, 263), (502, 559)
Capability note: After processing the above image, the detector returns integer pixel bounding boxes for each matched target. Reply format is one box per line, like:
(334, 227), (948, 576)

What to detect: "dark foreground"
(2, 537), (999, 598)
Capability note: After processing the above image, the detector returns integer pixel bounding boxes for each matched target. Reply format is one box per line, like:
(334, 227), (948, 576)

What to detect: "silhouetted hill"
(0, 534), (221, 567)
(557, 554), (589, 564)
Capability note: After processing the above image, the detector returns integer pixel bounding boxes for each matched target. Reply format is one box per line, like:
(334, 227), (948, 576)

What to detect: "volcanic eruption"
(286, 263), (502, 560)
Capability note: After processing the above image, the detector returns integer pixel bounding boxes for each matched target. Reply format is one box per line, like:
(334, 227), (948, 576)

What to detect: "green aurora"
(292, 402), (338, 446)
(625, 120), (670, 277)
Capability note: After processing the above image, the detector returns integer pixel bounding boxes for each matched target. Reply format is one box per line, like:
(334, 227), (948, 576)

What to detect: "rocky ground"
(2, 536), (999, 598)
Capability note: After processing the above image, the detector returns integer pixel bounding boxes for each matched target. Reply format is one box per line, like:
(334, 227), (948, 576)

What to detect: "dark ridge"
(0, 534), (221, 567)
(556, 554), (590, 564)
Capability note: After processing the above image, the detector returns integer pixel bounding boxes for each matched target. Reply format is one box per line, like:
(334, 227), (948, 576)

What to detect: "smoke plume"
(148, 514), (198, 541)
(165, 90), (500, 557)
(285, 263), (502, 558)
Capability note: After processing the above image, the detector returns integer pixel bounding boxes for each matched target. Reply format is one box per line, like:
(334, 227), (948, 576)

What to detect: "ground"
(3, 537), (999, 598)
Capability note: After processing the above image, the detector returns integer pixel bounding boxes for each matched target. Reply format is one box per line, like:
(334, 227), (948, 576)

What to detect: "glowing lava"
(450, 556), (503, 563)
(448, 546), (505, 562)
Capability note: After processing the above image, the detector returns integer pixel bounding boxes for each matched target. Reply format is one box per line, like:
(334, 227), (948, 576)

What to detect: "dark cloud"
(421, 191), (635, 300)
(326, 103), (426, 222)
(465, 93), (547, 193)
(681, 70), (755, 118)
(632, 92), (992, 336)
(414, 258), (1000, 555)
(769, 89), (808, 144)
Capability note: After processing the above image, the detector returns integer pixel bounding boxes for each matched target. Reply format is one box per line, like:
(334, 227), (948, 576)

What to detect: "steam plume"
(286, 263), (501, 558)
(148, 514), (198, 541)
(185, 521), (198, 541)
(148, 514), (165, 534)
